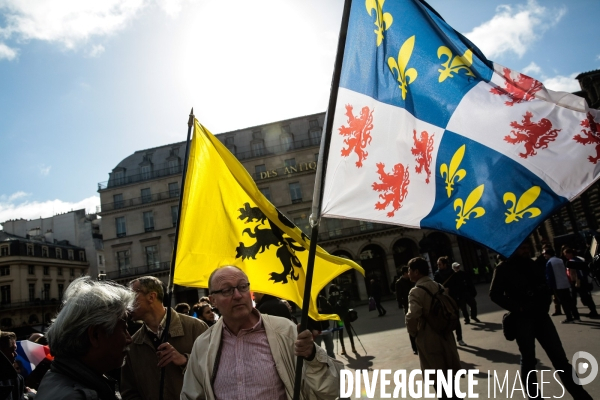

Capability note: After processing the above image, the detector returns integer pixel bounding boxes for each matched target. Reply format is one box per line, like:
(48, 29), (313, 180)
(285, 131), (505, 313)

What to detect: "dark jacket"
(489, 253), (552, 316)
(0, 352), (25, 400)
(395, 276), (414, 311)
(36, 357), (118, 400)
(256, 294), (292, 320)
(434, 269), (460, 299)
(121, 308), (208, 400)
(328, 288), (351, 320)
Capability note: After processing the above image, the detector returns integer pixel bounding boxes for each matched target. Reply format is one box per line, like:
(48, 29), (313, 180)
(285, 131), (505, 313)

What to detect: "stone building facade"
(98, 112), (489, 303)
(0, 231), (88, 338)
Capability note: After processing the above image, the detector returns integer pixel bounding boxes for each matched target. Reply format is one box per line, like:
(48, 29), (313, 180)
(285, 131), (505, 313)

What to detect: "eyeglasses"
(210, 282), (250, 297)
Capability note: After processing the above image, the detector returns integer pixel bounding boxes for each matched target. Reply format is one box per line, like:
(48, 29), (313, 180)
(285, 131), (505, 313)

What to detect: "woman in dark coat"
(328, 284), (356, 355)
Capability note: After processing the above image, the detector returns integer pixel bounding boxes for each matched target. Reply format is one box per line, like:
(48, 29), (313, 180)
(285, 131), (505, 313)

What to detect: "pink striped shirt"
(213, 310), (287, 400)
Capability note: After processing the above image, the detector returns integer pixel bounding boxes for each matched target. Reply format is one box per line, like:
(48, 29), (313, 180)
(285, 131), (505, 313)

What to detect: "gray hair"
(46, 276), (134, 358)
(129, 276), (164, 302)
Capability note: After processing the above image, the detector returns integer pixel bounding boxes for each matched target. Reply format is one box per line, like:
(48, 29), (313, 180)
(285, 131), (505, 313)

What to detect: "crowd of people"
(0, 242), (597, 399)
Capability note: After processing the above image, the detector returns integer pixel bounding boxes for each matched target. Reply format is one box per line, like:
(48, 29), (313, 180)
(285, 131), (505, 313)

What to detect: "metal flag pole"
(158, 108), (195, 400)
(292, 0), (353, 399)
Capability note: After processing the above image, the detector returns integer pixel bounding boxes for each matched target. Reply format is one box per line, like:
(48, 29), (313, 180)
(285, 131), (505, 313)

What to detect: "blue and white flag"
(320, 0), (600, 256)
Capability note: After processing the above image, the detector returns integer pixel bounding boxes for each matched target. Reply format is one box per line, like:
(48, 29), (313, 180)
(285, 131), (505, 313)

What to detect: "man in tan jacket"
(181, 265), (343, 400)
(405, 257), (462, 399)
(121, 276), (208, 400)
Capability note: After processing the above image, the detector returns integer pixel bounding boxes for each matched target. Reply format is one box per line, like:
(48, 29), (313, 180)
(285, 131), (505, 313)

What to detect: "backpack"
(416, 283), (460, 336)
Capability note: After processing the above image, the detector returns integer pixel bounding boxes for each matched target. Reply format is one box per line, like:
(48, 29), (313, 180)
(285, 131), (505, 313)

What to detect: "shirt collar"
(222, 308), (263, 336)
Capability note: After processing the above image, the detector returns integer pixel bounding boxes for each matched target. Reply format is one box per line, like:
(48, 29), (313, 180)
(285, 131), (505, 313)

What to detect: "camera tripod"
(333, 323), (367, 355)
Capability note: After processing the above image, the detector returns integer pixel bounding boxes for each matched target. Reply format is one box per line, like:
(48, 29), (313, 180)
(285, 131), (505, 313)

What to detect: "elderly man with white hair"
(36, 276), (135, 400)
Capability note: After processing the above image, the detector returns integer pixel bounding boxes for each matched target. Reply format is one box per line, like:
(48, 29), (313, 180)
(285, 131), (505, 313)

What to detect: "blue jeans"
(514, 313), (591, 399)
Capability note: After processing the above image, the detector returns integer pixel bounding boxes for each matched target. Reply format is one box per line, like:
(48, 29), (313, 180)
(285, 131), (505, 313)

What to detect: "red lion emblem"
(339, 104), (374, 167)
(504, 111), (561, 158)
(411, 130), (434, 183)
(573, 112), (600, 164)
(490, 67), (543, 106)
(372, 162), (410, 217)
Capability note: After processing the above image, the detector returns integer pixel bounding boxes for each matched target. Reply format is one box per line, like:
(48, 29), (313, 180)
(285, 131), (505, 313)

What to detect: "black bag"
(416, 284), (459, 336)
(347, 309), (358, 322)
(502, 312), (517, 341)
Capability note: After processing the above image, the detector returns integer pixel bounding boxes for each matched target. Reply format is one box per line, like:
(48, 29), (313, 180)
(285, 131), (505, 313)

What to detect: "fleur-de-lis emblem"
(504, 186), (542, 224)
(454, 184), (485, 229)
(440, 144), (466, 198)
(437, 46), (475, 83)
(366, 0), (393, 46)
(388, 35), (418, 100)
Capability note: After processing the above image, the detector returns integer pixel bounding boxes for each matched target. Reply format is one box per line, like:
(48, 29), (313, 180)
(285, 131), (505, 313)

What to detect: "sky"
(0, 0), (599, 225)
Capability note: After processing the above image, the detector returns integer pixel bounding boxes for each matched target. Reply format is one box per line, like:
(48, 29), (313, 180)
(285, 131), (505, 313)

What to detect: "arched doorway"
(331, 250), (360, 300)
(360, 244), (390, 296)
(419, 232), (453, 273)
(392, 238), (419, 269)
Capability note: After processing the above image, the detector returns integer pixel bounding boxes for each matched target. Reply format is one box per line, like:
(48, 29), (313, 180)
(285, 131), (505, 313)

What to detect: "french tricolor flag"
(15, 341), (53, 377)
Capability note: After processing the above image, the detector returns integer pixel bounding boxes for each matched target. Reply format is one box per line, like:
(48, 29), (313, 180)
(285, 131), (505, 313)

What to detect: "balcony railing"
(317, 222), (400, 242)
(98, 164), (183, 190)
(100, 190), (180, 212)
(0, 299), (60, 311)
(233, 136), (321, 161)
(105, 261), (170, 280)
(97, 136), (321, 190)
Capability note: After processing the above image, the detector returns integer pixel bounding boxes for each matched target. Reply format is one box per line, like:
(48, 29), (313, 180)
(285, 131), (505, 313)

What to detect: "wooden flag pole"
(292, 0), (353, 399)
(158, 108), (195, 400)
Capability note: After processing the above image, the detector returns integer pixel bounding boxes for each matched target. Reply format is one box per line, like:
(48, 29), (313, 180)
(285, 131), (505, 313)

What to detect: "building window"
(114, 193), (124, 209)
(79, 251), (85, 261)
(0, 246), (8, 256)
(0, 267), (9, 276)
(43, 266), (49, 275)
(327, 219), (343, 237)
(280, 131), (293, 151)
(169, 182), (179, 198)
(309, 120), (321, 145)
(168, 159), (179, 175)
(141, 188), (152, 203)
(146, 245), (160, 269)
(28, 265), (34, 275)
(260, 187), (272, 202)
(117, 250), (130, 272)
(141, 165), (152, 180)
(68, 250), (74, 260)
(27, 244), (34, 256)
(225, 137), (236, 155)
(42, 247), (49, 257)
(289, 182), (302, 203)
(28, 284), (35, 302)
(56, 248), (62, 259)
(43, 284), (50, 301)
(1, 285), (11, 305)
(57, 267), (62, 276)
(284, 158), (296, 167)
(294, 216), (310, 236)
(58, 284), (64, 301)
(360, 221), (374, 231)
(251, 141), (266, 157)
(116, 217), (126, 237)
(171, 206), (178, 227)
(114, 170), (124, 185)
(255, 164), (266, 176)
(143, 212), (155, 232)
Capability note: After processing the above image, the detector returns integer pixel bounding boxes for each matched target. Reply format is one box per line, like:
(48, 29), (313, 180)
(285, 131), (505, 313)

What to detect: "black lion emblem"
(235, 203), (308, 284)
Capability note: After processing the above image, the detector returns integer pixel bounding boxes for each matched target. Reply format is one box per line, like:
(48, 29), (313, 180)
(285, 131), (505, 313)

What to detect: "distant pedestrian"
(369, 279), (386, 316)
(434, 257), (466, 346)
(406, 257), (462, 399)
(543, 247), (580, 323)
(175, 302), (190, 315)
(395, 267), (418, 355)
(451, 262), (480, 324)
(490, 241), (592, 399)
(328, 284), (357, 355)
(563, 248), (598, 318)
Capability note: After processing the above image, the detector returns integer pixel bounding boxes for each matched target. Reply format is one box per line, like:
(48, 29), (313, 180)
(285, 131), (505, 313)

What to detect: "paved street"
(323, 283), (600, 399)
